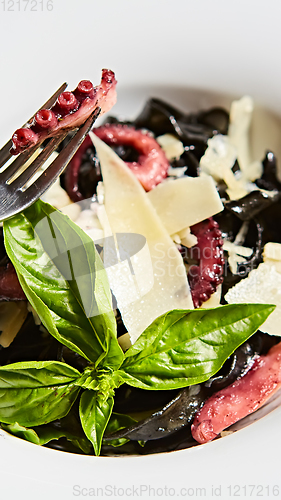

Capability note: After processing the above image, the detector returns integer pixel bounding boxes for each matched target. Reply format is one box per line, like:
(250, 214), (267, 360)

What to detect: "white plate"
(1, 1), (281, 498)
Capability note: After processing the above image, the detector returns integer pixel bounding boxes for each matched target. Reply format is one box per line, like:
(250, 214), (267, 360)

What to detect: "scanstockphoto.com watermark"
(72, 483), (280, 498)
(153, 241), (255, 280)
(1, 0), (54, 11)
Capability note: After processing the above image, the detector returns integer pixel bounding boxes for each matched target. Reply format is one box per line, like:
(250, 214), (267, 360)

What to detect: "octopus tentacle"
(191, 341), (281, 444)
(11, 69), (117, 155)
(94, 124), (169, 191)
(64, 135), (93, 202)
(64, 123), (170, 201)
(188, 218), (224, 308)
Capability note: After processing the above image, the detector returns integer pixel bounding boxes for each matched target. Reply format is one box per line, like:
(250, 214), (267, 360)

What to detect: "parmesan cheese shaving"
(156, 133), (184, 160)
(90, 132), (194, 344)
(223, 240), (253, 274)
(200, 97), (264, 199)
(171, 227), (198, 248)
(263, 242), (281, 262)
(199, 135), (249, 200)
(225, 263), (281, 336)
(168, 165), (187, 178)
(118, 332), (132, 351)
(147, 175), (223, 235)
(41, 176), (72, 210)
(228, 95), (254, 174)
(228, 95), (262, 181)
(263, 242), (281, 273)
(200, 134), (237, 182)
(0, 302), (28, 348)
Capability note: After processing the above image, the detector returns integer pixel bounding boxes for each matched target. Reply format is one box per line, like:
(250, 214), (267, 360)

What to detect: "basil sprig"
(1, 200), (275, 455)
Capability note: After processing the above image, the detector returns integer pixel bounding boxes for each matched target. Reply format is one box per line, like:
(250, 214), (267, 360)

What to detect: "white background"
(1, 0), (281, 140)
(0, 1), (281, 499)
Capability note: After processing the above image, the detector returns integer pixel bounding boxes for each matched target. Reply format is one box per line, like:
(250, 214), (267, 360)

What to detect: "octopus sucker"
(56, 92), (79, 114)
(11, 69), (117, 156)
(34, 109), (58, 130)
(74, 80), (96, 101)
(188, 218), (224, 308)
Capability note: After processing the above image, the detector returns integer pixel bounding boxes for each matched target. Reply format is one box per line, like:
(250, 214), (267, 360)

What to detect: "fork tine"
(0, 144), (40, 182)
(0, 82), (68, 168)
(0, 143), (13, 170)
(12, 133), (69, 191)
(39, 82), (68, 111)
(25, 107), (101, 199)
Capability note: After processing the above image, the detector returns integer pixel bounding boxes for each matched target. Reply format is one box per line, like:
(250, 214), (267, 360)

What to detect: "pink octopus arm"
(191, 341), (281, 444)
(11, 69), (117, 155)
(188, 218), (224, 308)
(94, 124), (169, 191)
(64, 123), (170, 201)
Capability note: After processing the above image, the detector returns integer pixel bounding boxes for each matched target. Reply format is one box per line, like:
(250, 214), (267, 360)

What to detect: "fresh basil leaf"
(4, 200), (118, 366)
(119, 304), (275, 390)
(102, 331), (125, 371)
(1, 422), (41, 445)
(0, 361), (81, 426)
(2, 415), (92, 454)
(103, 412), (137, 447)
(105, 412), (137, 434)
(79, 390), (114, 456)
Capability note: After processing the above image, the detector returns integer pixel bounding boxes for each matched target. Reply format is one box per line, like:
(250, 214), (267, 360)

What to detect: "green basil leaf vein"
(0, 361), (81, 426)
(4, 200), (119, 366)
(119, 304), (275, 390)
(79, 390), (114, 456)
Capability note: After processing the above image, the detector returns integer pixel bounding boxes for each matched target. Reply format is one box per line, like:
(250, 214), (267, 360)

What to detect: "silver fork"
(0, 84), (101, 221)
